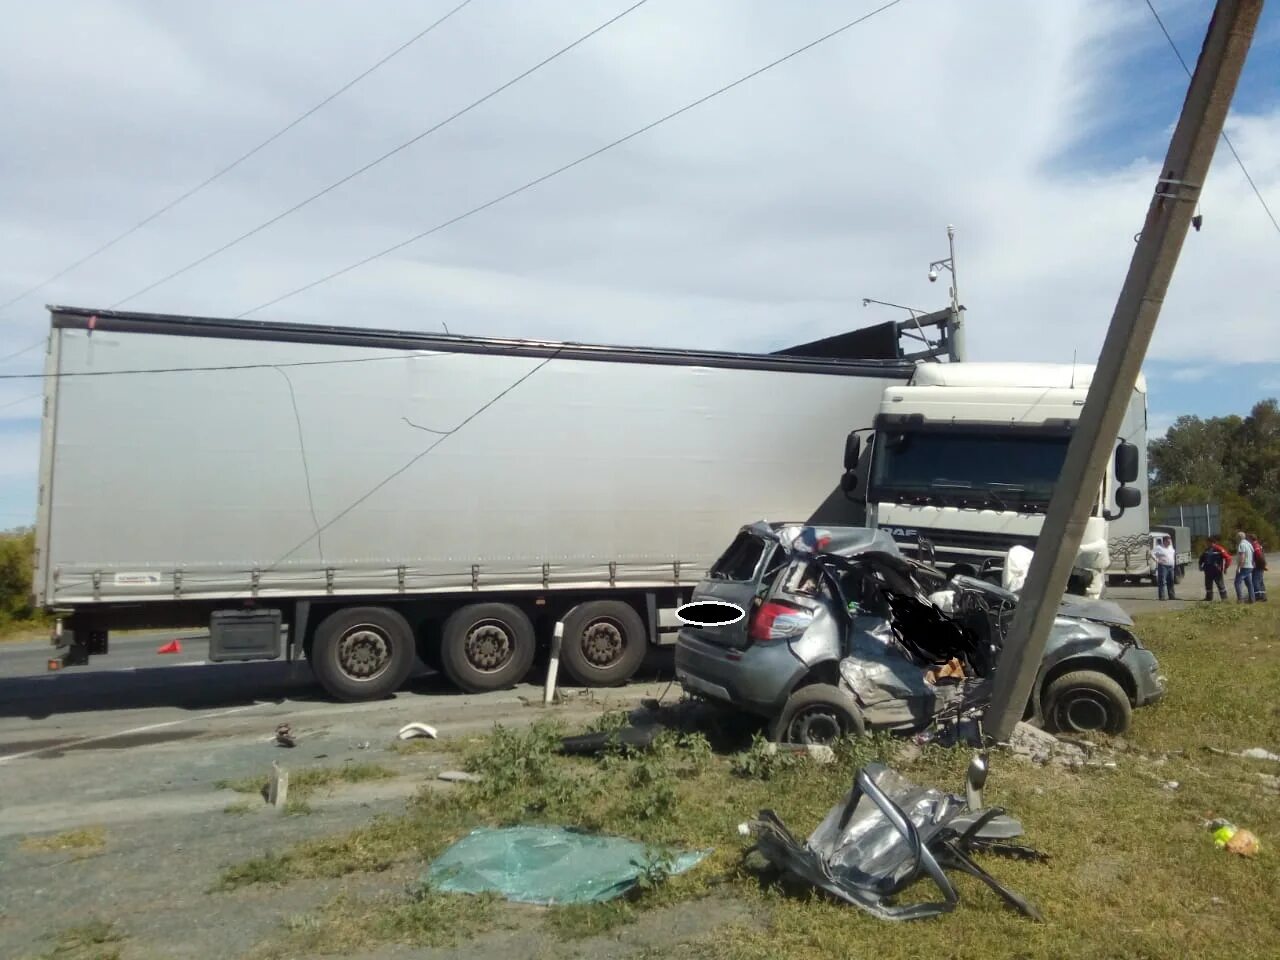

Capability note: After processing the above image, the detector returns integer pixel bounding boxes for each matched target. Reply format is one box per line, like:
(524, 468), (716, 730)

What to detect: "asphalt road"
(0, 584), (1184, 767)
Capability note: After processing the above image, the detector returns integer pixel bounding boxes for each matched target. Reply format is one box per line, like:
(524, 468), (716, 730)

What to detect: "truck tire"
(439, 603), (536, 693)
(1041, 669), (1132, 735)
(558, 600), (647, 687)
(772, 683), (867, 746)
(310, 606), (417, 702)
(1174, 565), (1185, 585)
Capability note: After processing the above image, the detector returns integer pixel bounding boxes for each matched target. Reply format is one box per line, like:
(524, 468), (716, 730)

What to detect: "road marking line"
(0, 702), (267, 764)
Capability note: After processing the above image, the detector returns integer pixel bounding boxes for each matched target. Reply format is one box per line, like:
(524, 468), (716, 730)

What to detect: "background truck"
(1109, 525), (1192, 586)
(835, 362), (1148, 597)
(33, 306), (913, 701)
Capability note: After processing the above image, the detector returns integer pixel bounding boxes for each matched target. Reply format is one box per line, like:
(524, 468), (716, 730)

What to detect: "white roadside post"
(544, 621), (565, 705)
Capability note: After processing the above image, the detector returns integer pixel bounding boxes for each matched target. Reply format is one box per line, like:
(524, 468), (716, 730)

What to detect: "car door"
(681, 528), (785, 650)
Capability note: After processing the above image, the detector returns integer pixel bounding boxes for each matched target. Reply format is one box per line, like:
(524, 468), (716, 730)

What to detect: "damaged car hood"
(1056, 595), (1133, 627)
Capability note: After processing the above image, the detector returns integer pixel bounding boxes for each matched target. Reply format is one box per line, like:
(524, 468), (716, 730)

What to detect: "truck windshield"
(870, 430), (1070, 507)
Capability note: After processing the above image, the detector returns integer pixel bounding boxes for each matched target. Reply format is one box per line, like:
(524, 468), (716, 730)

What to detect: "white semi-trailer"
(33, 306), (913, 700)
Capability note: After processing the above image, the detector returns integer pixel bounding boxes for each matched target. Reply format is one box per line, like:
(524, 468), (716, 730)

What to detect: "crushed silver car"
(675, 522), (1165, 743)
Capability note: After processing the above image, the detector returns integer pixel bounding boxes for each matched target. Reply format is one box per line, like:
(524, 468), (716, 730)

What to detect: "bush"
(0, 527), (43, 630)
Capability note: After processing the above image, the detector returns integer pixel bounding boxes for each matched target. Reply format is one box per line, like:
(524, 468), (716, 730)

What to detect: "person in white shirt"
(1151, 535), (1177, 601)
(1235, 530), (1255, 603)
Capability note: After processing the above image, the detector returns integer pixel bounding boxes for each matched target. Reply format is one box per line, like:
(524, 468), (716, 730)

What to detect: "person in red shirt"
(1213, 537), (1233, 573)
(1249, 535), (1267, 601)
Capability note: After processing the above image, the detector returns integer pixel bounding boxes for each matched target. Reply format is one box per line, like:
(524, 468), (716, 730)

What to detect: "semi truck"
(31, 306), (1146, 702)
(33, 306), (914, 701)
(836, 361), (1148, 597)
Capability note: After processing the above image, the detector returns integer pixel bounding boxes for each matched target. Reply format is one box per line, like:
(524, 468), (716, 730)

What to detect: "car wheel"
(773, 683), (866, 746)
(1042, 669), (1132, 735)
(558, 600), (647, 687)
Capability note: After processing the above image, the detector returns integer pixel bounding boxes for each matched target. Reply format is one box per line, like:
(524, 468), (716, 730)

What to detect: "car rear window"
(710, 533), (768, 581)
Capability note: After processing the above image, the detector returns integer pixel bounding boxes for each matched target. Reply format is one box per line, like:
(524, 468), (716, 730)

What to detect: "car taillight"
(749, 601), (812, 642)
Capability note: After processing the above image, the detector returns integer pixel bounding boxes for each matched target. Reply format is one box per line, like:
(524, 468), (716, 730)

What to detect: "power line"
(241, 0), (909, 317)
(1144, 0), (1280, 240)
(0, 393), (42, 412)
(0, 0), (475, 317)
(0, 340), (44, 364)
(109, 0), (653, 309)
(255, 348), (563, 570)
(0, 349), (450, 381)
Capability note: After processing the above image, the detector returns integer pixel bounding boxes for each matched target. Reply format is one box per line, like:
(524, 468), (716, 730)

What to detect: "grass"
(250, 886), (503, 959)
(543, 900), (637, 940)
(230, 602), (1280, 959)
(22, 919), (123, 960)
(215, 762), (396, 808)
(20, 826), (107, 855)
(0, 617), (51, 643)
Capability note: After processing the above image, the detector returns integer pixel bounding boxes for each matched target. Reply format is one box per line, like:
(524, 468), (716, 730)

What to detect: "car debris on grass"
(743, 758), (1046, 921)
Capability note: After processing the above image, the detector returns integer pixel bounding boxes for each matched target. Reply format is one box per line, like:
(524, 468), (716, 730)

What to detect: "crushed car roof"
(749, 522), (903, 558)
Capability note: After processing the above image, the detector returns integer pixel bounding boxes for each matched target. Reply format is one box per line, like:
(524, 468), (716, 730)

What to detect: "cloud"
(0, 0), (1277, 523)
(1167, 367), (1212, 383)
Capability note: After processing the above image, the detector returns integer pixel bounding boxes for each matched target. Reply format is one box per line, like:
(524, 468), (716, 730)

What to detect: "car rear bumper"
(674, 630), (805, 717)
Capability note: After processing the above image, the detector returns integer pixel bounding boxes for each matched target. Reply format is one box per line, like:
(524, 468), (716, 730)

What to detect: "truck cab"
(845, 362), (1148, 597)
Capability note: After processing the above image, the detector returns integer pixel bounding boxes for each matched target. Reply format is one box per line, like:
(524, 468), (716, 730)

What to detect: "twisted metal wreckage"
(739, 539), (1049, 920)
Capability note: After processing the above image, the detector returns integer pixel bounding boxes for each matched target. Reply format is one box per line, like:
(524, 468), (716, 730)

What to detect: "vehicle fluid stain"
(676, 600), (747, 627)
(2, 729), (203, 759)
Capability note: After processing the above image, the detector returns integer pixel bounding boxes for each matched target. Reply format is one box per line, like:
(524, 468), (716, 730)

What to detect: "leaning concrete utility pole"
(985, 0), (1264, 743)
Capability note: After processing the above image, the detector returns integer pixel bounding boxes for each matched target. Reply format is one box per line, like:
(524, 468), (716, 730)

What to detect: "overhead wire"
(0, 349), (452, 381)
(0, 340), (45, 364)
(1144, 0), (1280, 240)
(239, 0), (909, 317)
(109, 0), (654, 309)
(0, 0), (476, 316)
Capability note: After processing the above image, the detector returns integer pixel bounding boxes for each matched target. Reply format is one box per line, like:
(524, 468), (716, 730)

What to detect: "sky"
(1, 0), (1278, 528)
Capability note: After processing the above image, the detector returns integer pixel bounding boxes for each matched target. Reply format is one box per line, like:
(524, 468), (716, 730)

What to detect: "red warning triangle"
(156, 639), (182, 655)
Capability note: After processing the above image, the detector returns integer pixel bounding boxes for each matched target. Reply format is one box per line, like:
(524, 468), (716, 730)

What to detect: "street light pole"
(929, 225), (964, 362)
(984, 0), (1264, 744)
(946, 224), (964, 361)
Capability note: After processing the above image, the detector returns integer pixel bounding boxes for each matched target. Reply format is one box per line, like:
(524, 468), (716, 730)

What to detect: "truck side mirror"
(843, 432), (862, 471)
(840, 471), (860, 495)
(1116, 487), (1141, 509)
(1115, 442), (1139, 485)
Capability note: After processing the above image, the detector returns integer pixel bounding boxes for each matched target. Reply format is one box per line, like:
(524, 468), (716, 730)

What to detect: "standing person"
(1199, 535), (1229, 601)
(1152, 534), (1177, 601)
(1234, 530), (1255, 603)
(1249, 534), (1267, 602)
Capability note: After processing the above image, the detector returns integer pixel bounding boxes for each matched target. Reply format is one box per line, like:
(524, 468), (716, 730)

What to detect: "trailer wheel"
(310, 607), (416, 702)
(439, 603), (536, 693)
(559, 600), (647, 687)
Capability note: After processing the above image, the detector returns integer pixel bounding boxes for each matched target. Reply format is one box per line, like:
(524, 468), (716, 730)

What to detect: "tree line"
(1148, 398), (1280, 548)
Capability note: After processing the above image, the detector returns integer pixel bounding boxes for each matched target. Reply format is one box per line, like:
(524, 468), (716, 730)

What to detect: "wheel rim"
(787, 707), (844, 745)
(464, 619), (516, 673)
(580, 618), (625, 668)
(337, 625), (393, 682)
(1056, 691), (1111, 732)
